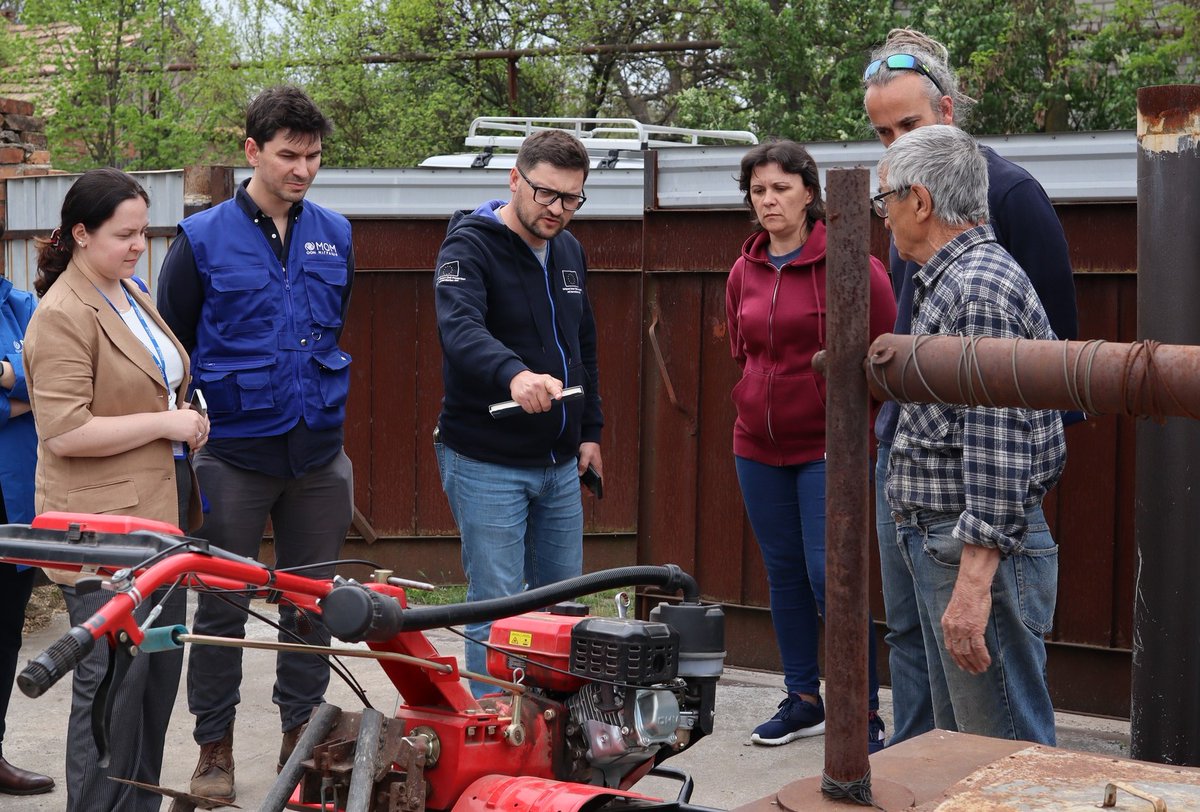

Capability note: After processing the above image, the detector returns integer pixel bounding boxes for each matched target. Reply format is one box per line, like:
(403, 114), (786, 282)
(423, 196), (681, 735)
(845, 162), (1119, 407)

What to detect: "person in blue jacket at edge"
(157, 85), (355, 804)
(863, 27), (1079, 747)
(0, 223), (56, 796)
(433, 128), (604, 699)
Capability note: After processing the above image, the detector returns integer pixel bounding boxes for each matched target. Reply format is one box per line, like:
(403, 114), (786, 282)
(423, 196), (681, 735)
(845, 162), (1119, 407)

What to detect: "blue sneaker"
(751, 693), (826, 745)
(868, 710), (887, 754)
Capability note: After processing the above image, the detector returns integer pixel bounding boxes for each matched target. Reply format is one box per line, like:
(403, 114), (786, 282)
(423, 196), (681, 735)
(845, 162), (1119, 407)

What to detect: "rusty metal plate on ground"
(932, 745), (1200, 811)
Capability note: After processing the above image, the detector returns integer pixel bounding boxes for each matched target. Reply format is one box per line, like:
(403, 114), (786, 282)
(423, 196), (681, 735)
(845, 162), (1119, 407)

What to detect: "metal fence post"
(1132, 84), (1200, 767)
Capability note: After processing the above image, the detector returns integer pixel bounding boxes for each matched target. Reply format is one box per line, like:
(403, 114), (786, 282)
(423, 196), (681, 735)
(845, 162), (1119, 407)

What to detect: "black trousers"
(0, 562), (35, 748)
(187, 449), (353, 743)
(62, 585), (185, 812)
(62, 457), (193, 811)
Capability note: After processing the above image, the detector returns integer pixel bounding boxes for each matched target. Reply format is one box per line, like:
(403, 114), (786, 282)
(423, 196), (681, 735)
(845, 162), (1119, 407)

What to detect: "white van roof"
(420, 116), (759, 170)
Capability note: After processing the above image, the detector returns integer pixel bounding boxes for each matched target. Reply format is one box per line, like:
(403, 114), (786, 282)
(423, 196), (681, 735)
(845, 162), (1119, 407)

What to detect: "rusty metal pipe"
(262, 703), (343, 812)
(1132, 84), (1200, 768)
(821, 168), (872, 799)
(346, 707), (385, 811)
(864, 333), (1200, 419)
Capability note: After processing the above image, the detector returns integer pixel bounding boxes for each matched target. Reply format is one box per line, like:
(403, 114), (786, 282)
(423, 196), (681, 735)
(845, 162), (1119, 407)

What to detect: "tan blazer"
(24, 266), (202, 583)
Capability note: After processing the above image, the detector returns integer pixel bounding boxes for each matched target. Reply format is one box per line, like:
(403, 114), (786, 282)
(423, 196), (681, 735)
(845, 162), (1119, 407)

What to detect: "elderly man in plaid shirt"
(872, 125), (1066, 746)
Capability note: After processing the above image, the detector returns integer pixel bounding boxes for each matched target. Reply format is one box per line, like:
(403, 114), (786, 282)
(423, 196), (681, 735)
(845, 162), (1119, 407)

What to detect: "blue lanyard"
(96, 283), (171, 393)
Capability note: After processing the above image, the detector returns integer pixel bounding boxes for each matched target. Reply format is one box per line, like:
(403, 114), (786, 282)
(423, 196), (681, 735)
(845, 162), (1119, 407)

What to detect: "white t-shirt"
(120, 302), (186, 455)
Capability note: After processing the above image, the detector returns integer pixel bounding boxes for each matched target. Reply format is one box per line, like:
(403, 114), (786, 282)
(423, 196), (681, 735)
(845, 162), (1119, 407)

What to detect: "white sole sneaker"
(750, 720), (826, 746)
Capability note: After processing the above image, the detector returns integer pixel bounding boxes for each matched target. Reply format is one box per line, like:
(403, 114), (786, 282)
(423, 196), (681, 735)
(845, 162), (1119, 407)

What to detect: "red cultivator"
(4, 512), (726, 812)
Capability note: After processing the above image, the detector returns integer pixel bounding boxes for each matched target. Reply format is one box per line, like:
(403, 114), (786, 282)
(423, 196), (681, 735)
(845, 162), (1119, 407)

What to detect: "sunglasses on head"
(863, 53), (948, 97)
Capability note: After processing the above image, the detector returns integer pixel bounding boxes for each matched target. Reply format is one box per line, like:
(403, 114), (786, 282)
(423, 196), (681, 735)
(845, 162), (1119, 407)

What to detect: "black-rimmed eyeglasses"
(871, 188), (903, 219)
(518, 167), (587, 211)
(863, 53), (948, 97)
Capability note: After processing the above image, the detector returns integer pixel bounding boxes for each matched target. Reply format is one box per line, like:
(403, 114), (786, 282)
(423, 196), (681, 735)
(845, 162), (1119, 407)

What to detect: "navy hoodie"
(434, 201), (603, 466)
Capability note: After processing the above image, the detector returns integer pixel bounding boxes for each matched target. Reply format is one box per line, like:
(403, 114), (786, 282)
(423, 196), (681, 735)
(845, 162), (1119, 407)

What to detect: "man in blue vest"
(863, 29), (1078, 746)
(158, 85), (354, 804)
(434, 129), (604, 697)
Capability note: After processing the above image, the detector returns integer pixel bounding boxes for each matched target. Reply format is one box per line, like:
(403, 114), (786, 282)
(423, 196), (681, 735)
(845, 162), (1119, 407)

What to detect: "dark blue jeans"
(735, 456), (879, 708)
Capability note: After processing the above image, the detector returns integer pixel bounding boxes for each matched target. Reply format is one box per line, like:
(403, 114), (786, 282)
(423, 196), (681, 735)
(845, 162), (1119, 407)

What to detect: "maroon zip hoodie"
(726, 220), (897, 466)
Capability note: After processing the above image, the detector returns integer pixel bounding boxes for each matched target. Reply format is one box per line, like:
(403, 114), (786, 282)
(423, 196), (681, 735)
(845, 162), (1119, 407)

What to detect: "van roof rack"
(464, 116), (759, 153)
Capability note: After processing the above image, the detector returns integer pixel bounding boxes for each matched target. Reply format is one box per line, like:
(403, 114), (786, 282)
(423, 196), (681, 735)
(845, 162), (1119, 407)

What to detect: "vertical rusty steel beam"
(181, 165), (233, 218)
(1132, 85), (1200, 767)
(822, 168), (872, 792)
(507, 57), (519, 114)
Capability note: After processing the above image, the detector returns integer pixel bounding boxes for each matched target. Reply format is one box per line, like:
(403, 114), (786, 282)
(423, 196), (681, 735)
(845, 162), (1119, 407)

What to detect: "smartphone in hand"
(580, 463), (603, 499)
(190, 389), (208, 418)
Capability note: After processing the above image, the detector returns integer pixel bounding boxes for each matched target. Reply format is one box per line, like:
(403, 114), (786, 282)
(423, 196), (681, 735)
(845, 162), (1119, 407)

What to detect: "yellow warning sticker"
(508, 631), (533, 647)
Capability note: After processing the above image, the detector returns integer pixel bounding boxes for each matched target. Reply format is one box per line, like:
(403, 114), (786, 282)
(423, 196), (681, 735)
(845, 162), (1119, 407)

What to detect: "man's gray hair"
(880, 125), (989, 226)
(864, 28), (977, 126)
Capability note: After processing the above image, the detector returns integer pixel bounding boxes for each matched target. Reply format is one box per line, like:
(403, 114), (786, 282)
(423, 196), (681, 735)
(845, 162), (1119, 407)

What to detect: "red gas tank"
(486, 603), (590, 692)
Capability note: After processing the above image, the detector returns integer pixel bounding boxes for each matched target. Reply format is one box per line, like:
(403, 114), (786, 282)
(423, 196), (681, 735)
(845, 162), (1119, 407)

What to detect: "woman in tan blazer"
(23, 168), (208, 812)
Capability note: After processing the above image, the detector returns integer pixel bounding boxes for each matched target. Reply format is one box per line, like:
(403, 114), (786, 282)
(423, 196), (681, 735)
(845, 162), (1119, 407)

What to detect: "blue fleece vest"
(180, 199), (352, 437)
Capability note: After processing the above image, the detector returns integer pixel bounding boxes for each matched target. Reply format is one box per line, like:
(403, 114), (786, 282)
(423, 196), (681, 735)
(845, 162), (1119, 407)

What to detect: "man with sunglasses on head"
(433, 129), (604, 698)
(863, 28), (1078, 747)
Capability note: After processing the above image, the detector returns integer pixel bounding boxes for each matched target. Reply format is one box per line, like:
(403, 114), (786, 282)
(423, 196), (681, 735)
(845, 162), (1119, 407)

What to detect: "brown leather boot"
(0, 755), (54, 795)
(277, 723), (307, 772)
(190, 724), (235, 802)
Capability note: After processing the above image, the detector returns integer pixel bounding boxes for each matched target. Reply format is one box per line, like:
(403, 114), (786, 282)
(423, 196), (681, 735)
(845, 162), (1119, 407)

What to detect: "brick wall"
(0, 97), (53, 275)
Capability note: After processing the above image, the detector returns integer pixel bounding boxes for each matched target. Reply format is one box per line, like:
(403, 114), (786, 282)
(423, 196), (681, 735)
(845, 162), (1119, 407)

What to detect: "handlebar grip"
(140, 624), (186, 654)
(17, 626), (95, 698)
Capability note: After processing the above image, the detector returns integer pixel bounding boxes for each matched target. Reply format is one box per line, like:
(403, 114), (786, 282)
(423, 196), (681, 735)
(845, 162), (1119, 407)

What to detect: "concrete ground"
(2, 598), (1132, 811)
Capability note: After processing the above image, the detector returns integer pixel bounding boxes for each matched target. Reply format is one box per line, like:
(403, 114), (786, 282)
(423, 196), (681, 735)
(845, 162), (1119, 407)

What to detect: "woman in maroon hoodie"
(727, 140), (896, 748)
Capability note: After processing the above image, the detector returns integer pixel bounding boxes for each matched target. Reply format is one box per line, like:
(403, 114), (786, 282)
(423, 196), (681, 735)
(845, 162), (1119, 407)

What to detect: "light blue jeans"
(894, 504), (1058, 745)
(875, 445), (954, 745)
(435, 443), (583, 697)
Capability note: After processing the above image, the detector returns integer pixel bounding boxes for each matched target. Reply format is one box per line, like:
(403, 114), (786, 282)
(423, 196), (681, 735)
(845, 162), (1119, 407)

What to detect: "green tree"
(236, 0), (740, 166)
(1064, 0), (1200, 130)
(904, 0), (1079, 133)
(231, 0), (569, 167)
(678, 0), (894, 141)
(15, 0), (246, 170)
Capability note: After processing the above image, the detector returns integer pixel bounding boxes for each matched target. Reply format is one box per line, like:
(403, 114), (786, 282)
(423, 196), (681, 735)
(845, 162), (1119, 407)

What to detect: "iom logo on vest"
(561, 270), (582, 295)
(304, 241), (340, 257)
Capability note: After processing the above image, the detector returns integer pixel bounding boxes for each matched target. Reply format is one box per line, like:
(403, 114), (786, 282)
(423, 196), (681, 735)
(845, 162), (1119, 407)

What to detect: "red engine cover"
(487, 610), (588, 691)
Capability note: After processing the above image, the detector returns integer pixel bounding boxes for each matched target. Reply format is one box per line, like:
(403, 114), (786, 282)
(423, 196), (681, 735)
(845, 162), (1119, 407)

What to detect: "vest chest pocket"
(210, 265), (278, 335)
(302, 261), (347, 329)
(196, 355), (276, 413)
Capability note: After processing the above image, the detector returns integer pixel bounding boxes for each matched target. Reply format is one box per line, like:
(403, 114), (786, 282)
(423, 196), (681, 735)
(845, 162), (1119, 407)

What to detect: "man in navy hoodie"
(863, 29), (1078, 746)
(434, 129), (604, 697)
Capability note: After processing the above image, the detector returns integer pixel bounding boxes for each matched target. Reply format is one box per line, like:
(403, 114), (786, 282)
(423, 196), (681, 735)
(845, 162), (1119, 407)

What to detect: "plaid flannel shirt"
(886, 225), (1066, 556)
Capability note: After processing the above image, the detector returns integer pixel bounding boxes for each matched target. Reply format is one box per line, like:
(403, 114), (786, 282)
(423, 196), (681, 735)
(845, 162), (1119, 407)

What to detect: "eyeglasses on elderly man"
(870, 187), (908, 219)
